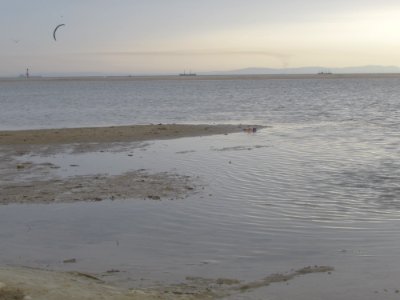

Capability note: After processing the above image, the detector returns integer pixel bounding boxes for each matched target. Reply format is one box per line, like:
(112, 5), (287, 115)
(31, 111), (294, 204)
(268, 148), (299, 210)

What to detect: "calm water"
(1, 76), (400, 130)
(1, 76), (400, 299)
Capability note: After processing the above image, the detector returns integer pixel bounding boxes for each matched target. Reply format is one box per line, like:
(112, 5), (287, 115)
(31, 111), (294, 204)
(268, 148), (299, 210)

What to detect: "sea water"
(1, 76), (400, 130)
(1, 76), (400, 299)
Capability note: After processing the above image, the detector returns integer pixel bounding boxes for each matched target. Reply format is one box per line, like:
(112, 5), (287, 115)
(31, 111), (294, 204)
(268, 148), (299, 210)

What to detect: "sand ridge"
(0, 124), (257, 145)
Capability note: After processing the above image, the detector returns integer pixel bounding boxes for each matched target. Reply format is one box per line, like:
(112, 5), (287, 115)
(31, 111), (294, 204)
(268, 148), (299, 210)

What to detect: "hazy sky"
(1, 0), (400, 75)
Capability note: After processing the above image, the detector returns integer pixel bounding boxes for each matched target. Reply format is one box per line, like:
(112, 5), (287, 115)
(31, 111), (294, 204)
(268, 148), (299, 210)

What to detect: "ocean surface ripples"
(2, 77), (400, 129)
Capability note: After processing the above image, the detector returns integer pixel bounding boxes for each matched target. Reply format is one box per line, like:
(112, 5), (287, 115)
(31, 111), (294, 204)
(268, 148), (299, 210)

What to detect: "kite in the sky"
(53, 24), (65, 41)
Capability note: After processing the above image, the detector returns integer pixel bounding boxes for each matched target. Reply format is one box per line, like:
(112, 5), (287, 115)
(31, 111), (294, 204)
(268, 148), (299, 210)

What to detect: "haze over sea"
(2, 75), (400, 299)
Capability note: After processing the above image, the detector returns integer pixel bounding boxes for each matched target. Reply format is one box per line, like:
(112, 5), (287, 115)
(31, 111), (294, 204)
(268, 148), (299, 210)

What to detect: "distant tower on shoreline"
(26, 68), (29, 78)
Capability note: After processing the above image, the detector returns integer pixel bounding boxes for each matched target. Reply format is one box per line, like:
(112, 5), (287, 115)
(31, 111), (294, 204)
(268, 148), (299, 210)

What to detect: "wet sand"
(0, 124), (253, 145)
(0, 266), (333, 300)
(0, 124), (258, 205)
(0, 170), (197, 205)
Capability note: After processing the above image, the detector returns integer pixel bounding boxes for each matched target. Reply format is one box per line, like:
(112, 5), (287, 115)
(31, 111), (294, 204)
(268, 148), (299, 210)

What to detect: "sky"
(1, 0), (400, 76)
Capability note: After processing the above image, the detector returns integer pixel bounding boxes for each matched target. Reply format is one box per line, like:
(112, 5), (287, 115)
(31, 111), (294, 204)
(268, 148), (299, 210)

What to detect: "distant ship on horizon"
(179, 70), (196, 76)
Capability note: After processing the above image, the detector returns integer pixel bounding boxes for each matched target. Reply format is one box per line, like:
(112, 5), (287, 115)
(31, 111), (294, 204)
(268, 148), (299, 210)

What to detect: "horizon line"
(3, 73), (400, 80)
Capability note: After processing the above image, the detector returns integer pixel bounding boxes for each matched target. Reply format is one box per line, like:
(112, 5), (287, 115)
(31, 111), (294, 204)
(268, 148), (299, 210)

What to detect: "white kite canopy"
(53, 24), (65, 41)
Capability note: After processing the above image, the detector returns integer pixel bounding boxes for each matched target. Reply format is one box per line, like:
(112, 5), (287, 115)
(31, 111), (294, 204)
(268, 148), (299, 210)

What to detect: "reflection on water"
(2, 124), (400, 292)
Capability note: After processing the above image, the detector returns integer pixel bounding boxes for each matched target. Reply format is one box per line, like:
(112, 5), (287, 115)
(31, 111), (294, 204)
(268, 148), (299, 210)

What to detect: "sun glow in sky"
(1, 0), (400, 75)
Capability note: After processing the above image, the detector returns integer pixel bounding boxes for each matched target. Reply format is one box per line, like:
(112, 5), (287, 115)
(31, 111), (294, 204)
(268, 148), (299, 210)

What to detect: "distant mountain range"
(8, 65), (400, 78)
(204, 65), (400, 75)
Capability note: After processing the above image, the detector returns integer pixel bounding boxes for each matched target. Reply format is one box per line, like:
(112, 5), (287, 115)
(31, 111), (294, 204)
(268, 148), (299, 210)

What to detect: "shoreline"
(0, 122), (278, 300)
(0, 124), (258, 145)
(0, 124), (260, 205)
(0, 265), (333, 300)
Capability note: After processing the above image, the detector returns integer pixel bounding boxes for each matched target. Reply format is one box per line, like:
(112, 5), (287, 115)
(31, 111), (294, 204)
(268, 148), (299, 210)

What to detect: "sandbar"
(0, 124), (255, 145)
(0, 124), (260, 205)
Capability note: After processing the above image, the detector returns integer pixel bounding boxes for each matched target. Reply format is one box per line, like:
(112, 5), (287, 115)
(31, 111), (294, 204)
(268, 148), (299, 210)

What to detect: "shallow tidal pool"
(2, 125), (400, 299)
